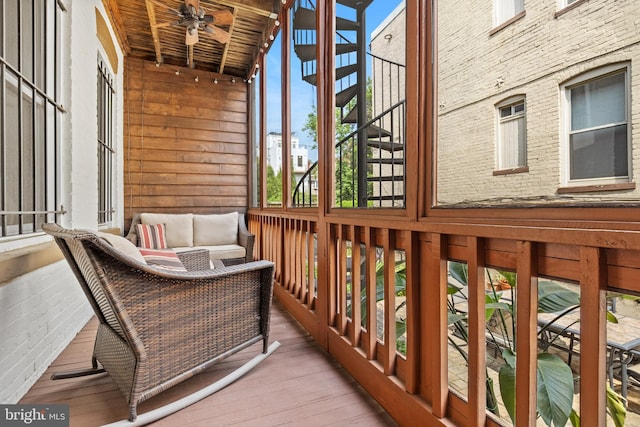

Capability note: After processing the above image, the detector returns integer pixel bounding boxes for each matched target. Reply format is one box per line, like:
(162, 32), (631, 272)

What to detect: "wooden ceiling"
(103, 0), (282, 77)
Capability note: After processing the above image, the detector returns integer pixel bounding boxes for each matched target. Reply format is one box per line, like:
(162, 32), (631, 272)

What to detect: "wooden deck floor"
(19, 300), (397, 426)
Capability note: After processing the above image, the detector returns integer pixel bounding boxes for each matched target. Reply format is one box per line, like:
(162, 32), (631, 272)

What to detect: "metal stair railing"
(292, 100), (406, 208)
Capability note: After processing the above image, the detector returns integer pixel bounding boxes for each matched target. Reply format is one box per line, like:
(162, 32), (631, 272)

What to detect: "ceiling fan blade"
(203, 25), (231, 44)
(188, 44), (195, 68)
(185, 28), (199, 45)
(210, 9), (234, 26)
(184, 0), (200, 15)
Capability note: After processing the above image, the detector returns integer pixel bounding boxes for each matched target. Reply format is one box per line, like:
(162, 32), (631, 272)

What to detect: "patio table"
(538, 310), (640, 399)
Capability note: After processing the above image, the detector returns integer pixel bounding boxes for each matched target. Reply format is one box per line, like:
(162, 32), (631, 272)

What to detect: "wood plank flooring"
(19, 300), (397, 426)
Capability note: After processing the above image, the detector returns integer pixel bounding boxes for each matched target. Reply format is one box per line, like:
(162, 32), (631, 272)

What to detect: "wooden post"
(468, 236), (486, 426)
(579, 246), (607, 427)
(515, 241), (538, 426)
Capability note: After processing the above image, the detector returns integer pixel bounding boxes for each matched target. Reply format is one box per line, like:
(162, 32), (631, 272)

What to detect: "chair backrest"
(43, 223), (131, 342)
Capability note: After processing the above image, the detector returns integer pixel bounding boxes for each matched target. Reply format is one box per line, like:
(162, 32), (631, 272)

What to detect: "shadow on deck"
(20, 300), (397, 426)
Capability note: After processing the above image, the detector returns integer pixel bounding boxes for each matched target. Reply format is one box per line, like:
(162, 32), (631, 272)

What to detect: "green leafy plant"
(346, 249), (407, 351)
(447, 262), (627, 427)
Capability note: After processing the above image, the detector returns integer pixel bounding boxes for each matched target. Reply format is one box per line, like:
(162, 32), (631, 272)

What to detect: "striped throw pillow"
(138, 249), (187, 272)
(136, 223), (168, 249)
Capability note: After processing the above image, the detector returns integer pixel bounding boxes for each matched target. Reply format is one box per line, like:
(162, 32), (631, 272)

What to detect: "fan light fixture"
(150, 0), (234, 68)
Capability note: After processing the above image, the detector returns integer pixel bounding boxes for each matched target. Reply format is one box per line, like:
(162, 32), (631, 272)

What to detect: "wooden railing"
(249, 210), (640, 427)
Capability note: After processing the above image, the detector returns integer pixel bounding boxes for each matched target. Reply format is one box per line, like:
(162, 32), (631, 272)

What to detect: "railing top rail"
(368, 52), (406, 68)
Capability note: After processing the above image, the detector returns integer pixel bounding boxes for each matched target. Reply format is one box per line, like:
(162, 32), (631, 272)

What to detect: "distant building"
(266, 132), (310, 184)
(437, 0), (640, 206)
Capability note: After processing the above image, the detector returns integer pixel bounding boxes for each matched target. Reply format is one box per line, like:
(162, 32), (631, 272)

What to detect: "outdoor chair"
(42, 223), (277, 423)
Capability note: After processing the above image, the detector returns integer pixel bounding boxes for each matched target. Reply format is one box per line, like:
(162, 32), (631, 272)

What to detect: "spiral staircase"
(291, 0), (406, 208)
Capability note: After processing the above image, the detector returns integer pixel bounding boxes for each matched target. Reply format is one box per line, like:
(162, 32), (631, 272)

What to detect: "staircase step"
(366, 124), (393, 139)
(367, 140), (404, 152)
(342, 105), (357, 123)
(303, 63), (358, 86)
(340, 110), (394, 139)
(367, 158), (404, 165)
(336, 0), (374, 8)
(336, 85), (358, 108)
(294, 43), (358, 62)
(367, 195), (405, 202)
(367, 175), (405, 182)
(294, 7), (359, 31)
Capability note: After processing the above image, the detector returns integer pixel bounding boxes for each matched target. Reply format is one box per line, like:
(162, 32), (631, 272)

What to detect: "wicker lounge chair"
(43, 223), (276, 422)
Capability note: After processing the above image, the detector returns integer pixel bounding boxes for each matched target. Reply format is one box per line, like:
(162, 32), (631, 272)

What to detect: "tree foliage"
(266, 165), (282, 205)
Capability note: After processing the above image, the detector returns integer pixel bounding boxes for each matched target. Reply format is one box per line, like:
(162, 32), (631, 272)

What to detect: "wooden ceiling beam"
(145, 0), (164, 64)
(102, 0), (131, 55)
(218, 7), (237, 74)
(214, 0), (278, 19)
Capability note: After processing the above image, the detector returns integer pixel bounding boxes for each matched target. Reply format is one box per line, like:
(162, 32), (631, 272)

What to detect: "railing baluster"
(337, 224), (348, 335)
(294, 220), (302, 297)
(349, 224), (362, 347)
(515, 241), (538, 426)
(467, 236), (487, 426)
(404, 229), (419, 394)
(383, 228), (396, 375)
(428, 233), (449, 419)
(364, 226), (377, 360)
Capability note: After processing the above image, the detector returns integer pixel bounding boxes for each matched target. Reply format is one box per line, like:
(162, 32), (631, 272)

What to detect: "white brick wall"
(0, 0), (124, 403)
(0, 262), (92, 403)
(437, 0), (640, 205)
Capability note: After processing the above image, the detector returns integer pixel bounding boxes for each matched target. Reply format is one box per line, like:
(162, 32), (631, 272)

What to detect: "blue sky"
(263, 1), (404, 162)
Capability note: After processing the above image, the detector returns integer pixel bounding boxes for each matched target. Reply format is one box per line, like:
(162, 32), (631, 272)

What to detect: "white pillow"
(140, 213), (194, 247)
(97, 231), (146, 264)
(193, 212), (238, 246)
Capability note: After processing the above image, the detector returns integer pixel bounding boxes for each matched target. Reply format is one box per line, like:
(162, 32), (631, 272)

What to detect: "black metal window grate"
(0, 1), (64, 237)
(97, 57), (115, 225)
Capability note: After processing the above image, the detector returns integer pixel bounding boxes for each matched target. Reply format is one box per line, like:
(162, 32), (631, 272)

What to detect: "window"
(97, 57), (115, 225)
(563, 66), (630, 185)
(495, 0), (524, 26)
(297, 156), (304, 168)
(496, 98), (526, 170)
(1, 1), (62, 237)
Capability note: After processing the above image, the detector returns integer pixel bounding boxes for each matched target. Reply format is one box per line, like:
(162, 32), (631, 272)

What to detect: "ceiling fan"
(151, 0), (234, 46)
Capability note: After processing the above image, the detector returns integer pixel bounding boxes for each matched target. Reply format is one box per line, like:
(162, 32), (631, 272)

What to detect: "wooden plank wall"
(123, 57), (248, 230)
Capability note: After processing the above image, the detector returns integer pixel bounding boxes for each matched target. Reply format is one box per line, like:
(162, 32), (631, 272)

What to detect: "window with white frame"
(495, 0), (524, 26)
(496, 98), (526, 170)
(97, 56), (115, 225)
(1, 1), (63, 237)
(563, 66), (630, 185)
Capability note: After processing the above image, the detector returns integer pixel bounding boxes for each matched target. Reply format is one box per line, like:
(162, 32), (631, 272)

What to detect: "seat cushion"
(175, 244), (246, 261)
(140, 213), (194, 247)
(138, 248), (187, 272)
(97, 231), (147, 264)
(193, 212), (238, 246)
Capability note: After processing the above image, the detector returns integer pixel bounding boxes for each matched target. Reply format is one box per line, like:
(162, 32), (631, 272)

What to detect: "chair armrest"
(177, 249), (212, 271)
(125, 214), (141, 244)
(237, 213), (255, 262)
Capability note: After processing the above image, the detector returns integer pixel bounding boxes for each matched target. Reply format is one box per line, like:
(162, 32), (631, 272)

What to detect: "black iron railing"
(293, 101), (406, 208)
